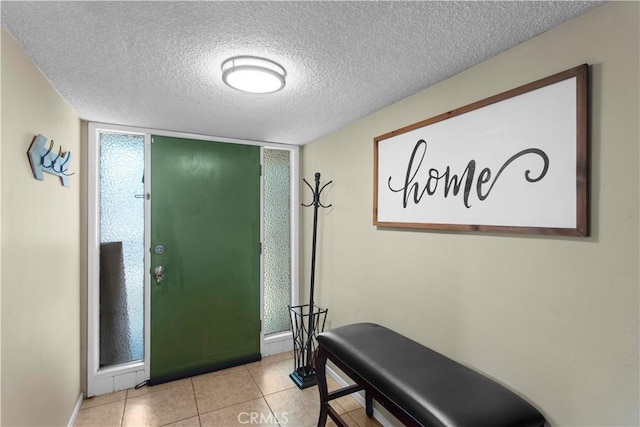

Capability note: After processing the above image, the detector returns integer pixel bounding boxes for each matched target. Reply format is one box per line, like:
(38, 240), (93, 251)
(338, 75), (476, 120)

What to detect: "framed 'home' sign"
(374, 64), (589, 236)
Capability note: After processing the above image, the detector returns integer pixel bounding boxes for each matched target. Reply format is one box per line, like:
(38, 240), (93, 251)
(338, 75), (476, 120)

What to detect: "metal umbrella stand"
(289, 172), (331, 389)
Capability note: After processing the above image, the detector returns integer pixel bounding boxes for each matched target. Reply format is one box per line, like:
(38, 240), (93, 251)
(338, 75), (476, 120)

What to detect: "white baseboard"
(263, 332), (293, 356)
(325, 365), (395, 427)
(67, 392), (84, 427)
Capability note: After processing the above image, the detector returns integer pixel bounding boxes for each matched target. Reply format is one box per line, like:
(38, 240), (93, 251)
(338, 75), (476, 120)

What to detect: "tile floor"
(75, 352), (383, 427)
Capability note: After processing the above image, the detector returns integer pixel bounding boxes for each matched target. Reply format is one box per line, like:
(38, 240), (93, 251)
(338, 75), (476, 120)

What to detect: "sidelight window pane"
(263, 149), (291, 335)
(99, 133), (145, 366)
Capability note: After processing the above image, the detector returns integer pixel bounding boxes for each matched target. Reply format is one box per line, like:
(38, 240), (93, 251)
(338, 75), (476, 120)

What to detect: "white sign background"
(376, 77), (578, 229)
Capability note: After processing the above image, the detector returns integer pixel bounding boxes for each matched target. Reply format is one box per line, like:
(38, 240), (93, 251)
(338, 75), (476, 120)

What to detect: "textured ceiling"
(1, 1), (603, 145)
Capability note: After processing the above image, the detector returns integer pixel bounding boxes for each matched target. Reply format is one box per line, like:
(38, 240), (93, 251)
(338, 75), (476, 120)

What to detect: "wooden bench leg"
(315, 347), (330, 427)
(366, 391), (373, 417)
(315, 347), (350, 427)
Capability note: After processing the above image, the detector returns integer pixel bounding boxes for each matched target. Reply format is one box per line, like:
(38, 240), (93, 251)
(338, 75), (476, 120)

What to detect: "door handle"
(154, 265), (164, 283)
(135, 193), (150, 200)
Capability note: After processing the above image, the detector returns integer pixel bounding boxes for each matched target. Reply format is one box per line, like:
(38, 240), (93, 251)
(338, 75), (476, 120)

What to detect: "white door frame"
(87, 122), (299, 397)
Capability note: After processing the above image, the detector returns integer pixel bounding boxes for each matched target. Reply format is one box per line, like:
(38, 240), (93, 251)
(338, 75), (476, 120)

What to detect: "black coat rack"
(289, 172), (331, 389)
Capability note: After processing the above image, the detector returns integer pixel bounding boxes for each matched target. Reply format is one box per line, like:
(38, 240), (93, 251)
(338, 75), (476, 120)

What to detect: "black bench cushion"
(317, 323), (545, 427)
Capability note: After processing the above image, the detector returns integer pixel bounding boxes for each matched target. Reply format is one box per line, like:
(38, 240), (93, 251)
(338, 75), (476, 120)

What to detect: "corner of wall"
(80, 120), (89, 396)
(0, 28), (4, 426)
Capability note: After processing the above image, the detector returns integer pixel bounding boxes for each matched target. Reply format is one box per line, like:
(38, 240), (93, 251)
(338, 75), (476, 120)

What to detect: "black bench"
(315, 323), (546, 427)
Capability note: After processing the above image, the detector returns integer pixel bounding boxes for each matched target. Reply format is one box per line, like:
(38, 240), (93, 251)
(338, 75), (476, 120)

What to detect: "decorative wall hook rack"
(27, 134), (74, 187)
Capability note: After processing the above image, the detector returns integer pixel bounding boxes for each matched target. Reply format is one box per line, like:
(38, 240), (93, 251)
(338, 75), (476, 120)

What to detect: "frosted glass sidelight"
(99, 133), (145, 366)
(263, 149), (291, 335)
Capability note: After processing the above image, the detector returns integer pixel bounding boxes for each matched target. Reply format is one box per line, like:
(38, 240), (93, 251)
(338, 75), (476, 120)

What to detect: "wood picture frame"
(373, 64), (589, 236)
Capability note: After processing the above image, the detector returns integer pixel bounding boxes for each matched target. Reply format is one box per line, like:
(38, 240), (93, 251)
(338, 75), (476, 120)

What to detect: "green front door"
(150, 135), (261, 383)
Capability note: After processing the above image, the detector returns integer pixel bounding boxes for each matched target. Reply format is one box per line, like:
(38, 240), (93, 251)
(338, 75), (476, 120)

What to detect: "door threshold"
(148, 354), (262, 386)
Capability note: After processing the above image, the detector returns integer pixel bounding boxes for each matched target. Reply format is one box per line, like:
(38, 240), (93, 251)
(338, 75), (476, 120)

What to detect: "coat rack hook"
(301, 172), (332, 209)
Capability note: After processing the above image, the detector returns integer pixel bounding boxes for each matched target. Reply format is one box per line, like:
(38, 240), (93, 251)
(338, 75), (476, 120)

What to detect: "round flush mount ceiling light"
(221, 56), (286, 94)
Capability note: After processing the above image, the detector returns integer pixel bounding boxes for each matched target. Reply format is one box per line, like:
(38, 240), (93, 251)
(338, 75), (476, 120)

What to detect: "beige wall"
(301, 3), (639, 426)
(1, 29), (81, 426)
